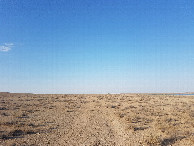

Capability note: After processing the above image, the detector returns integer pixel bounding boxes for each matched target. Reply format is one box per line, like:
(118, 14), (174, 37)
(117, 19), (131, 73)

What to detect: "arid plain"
(0, 92), (194, 146)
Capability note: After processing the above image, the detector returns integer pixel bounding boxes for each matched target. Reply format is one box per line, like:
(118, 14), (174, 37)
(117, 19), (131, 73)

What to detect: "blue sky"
(0, 0), (194, 93)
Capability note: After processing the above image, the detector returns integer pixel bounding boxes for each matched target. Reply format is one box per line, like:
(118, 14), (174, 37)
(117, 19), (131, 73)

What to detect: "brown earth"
(0, 93), (194, 145)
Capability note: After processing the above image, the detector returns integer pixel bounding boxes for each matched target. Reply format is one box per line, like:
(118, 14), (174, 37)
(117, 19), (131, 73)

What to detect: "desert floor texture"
(0, 92), (194, 146)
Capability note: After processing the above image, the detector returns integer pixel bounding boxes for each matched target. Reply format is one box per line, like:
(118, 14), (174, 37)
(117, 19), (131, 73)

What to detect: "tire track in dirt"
(61, 101), (130, 146)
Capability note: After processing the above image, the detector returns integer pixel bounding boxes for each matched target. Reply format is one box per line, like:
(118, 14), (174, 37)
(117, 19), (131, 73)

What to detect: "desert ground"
(0, 92), (194, 146)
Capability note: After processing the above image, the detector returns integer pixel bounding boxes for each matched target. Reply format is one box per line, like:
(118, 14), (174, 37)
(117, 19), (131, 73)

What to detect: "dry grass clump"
(145, 134), (161, 146)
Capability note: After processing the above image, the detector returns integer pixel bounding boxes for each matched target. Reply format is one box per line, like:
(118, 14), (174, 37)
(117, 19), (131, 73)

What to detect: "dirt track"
(63, 99), (129, 145)
(0, 93), (194, 145)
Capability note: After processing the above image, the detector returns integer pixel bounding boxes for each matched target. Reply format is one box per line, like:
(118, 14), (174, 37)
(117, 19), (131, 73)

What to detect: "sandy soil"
(0, 93), (194, 146)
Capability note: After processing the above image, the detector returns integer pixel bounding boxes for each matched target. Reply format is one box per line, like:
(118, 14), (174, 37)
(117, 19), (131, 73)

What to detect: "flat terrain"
(0, 93), (194, 146)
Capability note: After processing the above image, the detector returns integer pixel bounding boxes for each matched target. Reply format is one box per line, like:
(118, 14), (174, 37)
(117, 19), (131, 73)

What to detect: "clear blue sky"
(0, 0), (194, 93)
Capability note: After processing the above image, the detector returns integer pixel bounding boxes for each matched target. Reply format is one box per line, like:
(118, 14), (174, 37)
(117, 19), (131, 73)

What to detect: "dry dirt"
(0, 92), (194, 146)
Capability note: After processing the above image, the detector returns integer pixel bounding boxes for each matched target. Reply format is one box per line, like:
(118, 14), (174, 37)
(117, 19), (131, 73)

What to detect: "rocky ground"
(0, 92), (194, 146)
